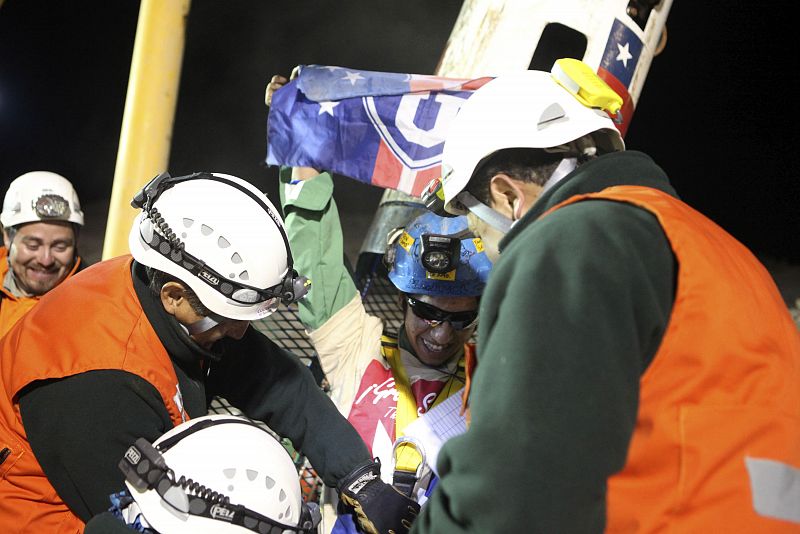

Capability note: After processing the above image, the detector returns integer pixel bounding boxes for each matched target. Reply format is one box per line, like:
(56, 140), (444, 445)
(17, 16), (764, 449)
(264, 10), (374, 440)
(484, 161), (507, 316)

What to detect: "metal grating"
(210, 258), (403, 503)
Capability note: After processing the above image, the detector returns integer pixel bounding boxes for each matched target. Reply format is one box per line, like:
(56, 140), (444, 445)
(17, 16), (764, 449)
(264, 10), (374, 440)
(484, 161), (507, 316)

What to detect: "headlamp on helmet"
(34, 194), (71, 219)
(420, 233), (461, 274)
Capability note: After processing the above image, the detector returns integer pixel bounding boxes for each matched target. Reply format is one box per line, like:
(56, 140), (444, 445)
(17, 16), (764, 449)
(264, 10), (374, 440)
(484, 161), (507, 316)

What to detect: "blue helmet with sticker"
(386, 211), (492, 297)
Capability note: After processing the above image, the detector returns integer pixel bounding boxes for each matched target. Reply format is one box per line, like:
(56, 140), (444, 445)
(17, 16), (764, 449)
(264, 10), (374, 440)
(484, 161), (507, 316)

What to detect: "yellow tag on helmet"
(426, 269), (456, 281)
(550, 58), (623, 116)
(397, 231), (415, 252)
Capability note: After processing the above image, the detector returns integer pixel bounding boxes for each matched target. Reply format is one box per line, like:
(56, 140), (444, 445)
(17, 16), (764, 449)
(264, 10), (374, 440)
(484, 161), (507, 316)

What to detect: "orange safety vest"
(548, 186), (800, 532)
(0, 255), (187, 533)
(0, 246), (82, 339)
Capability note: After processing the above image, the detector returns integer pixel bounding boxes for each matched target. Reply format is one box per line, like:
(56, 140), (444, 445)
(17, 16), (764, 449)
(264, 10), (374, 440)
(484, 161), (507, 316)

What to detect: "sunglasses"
(406, 296), (478, 330)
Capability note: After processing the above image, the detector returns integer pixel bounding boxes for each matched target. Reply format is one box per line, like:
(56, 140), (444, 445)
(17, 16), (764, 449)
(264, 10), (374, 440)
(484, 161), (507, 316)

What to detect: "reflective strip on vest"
(746, 457), (800, 524)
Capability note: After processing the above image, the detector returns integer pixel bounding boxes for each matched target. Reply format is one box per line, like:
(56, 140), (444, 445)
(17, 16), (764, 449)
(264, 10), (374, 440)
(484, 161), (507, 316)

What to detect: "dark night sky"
(1, 1), (798, 280)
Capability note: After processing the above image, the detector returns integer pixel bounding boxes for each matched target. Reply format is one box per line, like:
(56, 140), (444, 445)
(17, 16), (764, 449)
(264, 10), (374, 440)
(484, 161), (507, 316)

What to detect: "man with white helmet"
(0, 171), (420, 534)
(411, 59), (800, 532)
(0, 170), (85, 337)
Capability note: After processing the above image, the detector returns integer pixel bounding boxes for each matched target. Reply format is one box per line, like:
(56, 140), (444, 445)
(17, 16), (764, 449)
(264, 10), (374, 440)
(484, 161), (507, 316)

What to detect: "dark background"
(1, 1), (798, 302)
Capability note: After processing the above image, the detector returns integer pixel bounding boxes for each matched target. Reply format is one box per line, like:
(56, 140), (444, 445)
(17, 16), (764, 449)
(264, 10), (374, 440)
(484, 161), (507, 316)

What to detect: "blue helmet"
(386, 211), (492, 297)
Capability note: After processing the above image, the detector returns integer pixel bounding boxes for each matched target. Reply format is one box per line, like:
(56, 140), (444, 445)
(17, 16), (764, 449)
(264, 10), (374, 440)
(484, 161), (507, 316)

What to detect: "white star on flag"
(318, 101), (339, 116)
(342, 70), (365, 85)
(616, 42), (633, 68)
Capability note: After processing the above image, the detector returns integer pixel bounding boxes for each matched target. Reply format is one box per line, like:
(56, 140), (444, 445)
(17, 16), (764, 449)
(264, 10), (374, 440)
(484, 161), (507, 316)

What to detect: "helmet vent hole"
(223, 468), (236, 479)
(231, 252), (243, 264)
(538, 103), (566, 128)
(284, 505), (292, 519)
(246, 469), (258, 481)
(220, 282), (234, 295)
(181, 232), (187, 239)
(182, 218), (194, 228)
(218, 236), (231, 248)
(158, 242), (171, 255)
(201, 224), (213, 236)
(279, 489), (286, 502)
(239, 270), (249, 281)
(265, 475), (276, 489)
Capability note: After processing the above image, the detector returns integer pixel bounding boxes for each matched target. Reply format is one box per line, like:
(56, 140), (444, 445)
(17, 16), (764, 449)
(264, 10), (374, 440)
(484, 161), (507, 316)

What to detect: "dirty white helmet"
(438, 63), (625, 215)
(129, 172), (308, 321)
(119, 414), (318, 533)
(1, 171), (84, 227)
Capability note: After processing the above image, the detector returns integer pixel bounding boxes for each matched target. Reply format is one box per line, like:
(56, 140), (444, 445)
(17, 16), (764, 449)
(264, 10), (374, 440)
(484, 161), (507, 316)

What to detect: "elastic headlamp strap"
(456, 191), (514, 234)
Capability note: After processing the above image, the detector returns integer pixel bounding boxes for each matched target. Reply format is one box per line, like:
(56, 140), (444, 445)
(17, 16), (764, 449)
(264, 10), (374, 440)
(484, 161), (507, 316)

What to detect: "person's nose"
(37, 247), (56, 267)
(429, 320), (455, 342)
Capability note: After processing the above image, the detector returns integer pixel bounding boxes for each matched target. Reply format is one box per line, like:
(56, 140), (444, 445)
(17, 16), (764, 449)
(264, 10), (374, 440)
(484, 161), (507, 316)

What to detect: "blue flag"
(266, 65), (491, 197)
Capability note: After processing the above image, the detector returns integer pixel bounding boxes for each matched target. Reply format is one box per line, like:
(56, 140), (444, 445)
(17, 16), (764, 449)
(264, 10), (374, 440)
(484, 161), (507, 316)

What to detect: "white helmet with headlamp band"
(118, 414), (318, 534)
(128, 171), (309, 321)
(1, 171), (84, 228)
(434, 59), (625, 217)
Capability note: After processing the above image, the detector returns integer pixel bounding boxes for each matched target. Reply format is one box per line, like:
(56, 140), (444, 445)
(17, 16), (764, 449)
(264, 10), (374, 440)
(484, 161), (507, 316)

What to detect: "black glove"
(338, 459), (420, 534)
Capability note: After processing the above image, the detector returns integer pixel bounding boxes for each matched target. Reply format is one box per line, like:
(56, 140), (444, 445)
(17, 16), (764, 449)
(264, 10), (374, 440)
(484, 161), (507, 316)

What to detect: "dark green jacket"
(413, 151), (677, 533)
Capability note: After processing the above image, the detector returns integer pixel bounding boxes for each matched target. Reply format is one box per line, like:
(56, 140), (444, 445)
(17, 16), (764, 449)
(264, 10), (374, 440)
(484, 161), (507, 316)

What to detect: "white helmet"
(1, 171), (84, 227)
(129, 172), (308, 321)
(438, 61), (625, 215)
(119, 414), (318, 533)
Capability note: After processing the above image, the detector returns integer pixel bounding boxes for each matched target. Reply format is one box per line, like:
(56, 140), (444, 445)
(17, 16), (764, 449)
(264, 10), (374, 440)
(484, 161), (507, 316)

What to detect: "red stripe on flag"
(372, 141), (402, 190)
(408, 76), (494, 93)
(597, 66), (634, 138)
(459, 77), (493, 91)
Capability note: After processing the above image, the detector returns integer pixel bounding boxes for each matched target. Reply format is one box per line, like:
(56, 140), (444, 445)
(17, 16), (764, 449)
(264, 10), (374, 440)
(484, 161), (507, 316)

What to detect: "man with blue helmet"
(269, 73), (491, 534)
(278, 162), (491, 534)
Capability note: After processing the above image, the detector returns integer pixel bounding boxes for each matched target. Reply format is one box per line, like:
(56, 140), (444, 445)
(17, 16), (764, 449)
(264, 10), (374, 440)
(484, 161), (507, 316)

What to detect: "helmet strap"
(540, 157), (578, 195)
(455, 191), (514, 234)
(183, 315), (221, 336)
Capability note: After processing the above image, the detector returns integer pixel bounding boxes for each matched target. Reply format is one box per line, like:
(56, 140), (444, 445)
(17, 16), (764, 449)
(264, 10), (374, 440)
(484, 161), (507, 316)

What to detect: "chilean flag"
(266, 65), (491, 197)
(598, 18), (644, 138)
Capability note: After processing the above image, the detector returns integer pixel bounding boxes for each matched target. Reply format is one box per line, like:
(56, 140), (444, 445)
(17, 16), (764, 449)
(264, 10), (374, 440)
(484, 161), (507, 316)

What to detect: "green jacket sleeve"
(279, 167), (358, 331)
(412, 199), (674, 533)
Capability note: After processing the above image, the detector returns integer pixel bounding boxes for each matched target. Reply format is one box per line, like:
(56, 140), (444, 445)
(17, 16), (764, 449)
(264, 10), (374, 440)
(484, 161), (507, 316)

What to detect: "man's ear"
(488, 174), (525, 219)
(160, 281), (187, 316)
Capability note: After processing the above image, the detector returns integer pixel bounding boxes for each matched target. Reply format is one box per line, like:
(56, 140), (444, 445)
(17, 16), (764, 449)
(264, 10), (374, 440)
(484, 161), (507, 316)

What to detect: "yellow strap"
(381, 335), (464, 472)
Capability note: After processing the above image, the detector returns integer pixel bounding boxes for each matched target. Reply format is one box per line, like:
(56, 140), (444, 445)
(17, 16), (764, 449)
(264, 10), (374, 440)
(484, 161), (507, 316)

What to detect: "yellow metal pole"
(102, 0), (191, 259)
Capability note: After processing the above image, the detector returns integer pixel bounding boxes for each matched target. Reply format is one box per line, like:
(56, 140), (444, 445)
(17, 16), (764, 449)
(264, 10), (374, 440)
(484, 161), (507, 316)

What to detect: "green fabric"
(412, 151), (677, 533)
(279, 167), (358, 330)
